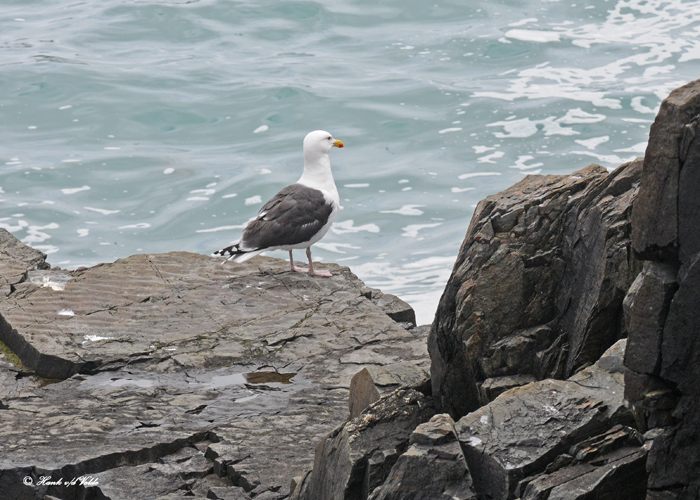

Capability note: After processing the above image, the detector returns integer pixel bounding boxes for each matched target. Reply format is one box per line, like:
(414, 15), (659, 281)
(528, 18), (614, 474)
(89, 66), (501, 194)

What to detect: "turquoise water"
(2, 0), (700, 324)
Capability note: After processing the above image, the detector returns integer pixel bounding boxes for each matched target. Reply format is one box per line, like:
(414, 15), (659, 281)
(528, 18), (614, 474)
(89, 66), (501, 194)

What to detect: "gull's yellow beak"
(333, 139), (344, 148)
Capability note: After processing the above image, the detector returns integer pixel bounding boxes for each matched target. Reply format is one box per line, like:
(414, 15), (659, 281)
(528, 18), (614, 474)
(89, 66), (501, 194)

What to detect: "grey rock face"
(522, 443), (648, 500)
(478, 374), (536, 405)
(430, 159), (642, 418)
(631, 79), (700, 262)
(0, 227), (49, 295)
(349, 368), (381, 419)
(0, 228), (429, 500)
(625, 79), (700, 498)
(293, 388), (436, 500)
(368, 414), (477, 500)
(624, 262), (678, 376)
(454, 340), (633, 500)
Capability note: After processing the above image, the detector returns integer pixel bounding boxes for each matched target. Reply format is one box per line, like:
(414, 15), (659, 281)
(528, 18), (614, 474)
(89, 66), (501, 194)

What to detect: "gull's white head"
(303, 130), (344, 159)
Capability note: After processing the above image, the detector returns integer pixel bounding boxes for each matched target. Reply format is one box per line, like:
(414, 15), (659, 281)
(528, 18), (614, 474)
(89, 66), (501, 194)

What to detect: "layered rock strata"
(0, 228), (429, 500)
(624, 78), (700, 499)
(429, 158), (642, 418)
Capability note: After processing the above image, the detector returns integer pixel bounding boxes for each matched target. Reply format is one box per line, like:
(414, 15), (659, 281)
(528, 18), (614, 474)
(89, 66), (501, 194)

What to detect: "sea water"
(2, 0), (700, 324)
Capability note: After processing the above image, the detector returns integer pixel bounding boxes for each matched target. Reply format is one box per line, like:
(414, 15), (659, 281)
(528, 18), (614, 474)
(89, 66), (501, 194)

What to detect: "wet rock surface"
(624, 78), (700, 499)
(0, 230), (429, 500)
(429, 157), (642, 418)
(368, 413), (477, 500)
(292, 387), (436, 500)
(455, 339), (634, 500)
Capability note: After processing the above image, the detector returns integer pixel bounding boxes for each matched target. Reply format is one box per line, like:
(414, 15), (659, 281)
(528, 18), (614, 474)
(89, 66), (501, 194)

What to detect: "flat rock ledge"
(0, 228), (429, 500)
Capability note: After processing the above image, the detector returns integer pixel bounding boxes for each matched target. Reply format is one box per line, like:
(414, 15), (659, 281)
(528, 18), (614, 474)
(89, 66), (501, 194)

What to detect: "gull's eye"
(327, 136), (332, 140)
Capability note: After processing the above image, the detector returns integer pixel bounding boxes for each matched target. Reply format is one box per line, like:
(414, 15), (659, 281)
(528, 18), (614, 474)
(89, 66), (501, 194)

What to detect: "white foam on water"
(438, 127), (462, 134)
(84, 206), (120, 215)
(477, 151), (505, 163)
(61, 159), (81, 163)
(473, 146), (495, 154)
(614, 142), (648, 153)
(331, 220), (380, 234)
(187, 196), (210, 201)
(352, 255), (455, 325)
(344, 183), (370, 188)
(457, 172), (502, 180)
(475, 0), (700, 108)
(245, 195), (262, 205)
(253, 125), (269, 133)
(196, 224), (246, 233)
(62, 186), (90, 195)
(509, 18), (538, 27)
(575, 136), (610, 150)
(488, 109), (605, 139)
(118, 223), (151, 229)
(505, 29), (561, 43)
(33, 245), (59, 255)
(22, 223), (59, 244)
(571, 151), (637, 165)
(630, 96), (658, 114)
(163, 167), (175, 174)
(190, 189), (216, 196)
(314, 242), (361, 254)
(380, 205), (425, 216)
(509, 156), (544, 170)
(451, 187), (475, 193)
(222, 193), (238, 198)
(77, 229), (89, 237)
(0, 219), (29, 232)
(259, 168), (271, 174)
(59, 105), (72, 110)
(401, 223), (442, 238)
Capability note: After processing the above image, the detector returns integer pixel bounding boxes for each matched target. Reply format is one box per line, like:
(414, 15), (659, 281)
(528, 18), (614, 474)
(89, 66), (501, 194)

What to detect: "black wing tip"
(214, 244), (241, 257)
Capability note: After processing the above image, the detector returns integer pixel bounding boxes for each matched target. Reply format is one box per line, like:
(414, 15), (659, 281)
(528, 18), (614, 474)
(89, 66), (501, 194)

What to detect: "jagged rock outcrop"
(292, 388), (436, 500)
(624, 78), (700, 499)
(520, 425), (651, 500)
(429, 158), (642, 418)
(368, 414), (477, 500)
(0, 229), (429, 500)
(0, 227), (49, 295)
(455, 339), (638, 500)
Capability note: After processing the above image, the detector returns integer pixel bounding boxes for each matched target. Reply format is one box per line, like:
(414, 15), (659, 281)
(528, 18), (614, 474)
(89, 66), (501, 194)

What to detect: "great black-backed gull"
(214, 130), (344, 277)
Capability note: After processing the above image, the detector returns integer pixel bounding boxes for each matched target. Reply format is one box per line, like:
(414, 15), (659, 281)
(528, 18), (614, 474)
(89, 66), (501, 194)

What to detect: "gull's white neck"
(297, 151), (338, 197)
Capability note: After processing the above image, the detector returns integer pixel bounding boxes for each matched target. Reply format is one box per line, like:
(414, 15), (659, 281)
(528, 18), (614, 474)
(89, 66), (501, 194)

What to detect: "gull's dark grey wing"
(239, 183), (333, 251)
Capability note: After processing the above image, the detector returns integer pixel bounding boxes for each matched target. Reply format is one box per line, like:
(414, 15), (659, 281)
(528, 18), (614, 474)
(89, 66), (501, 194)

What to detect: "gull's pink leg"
(289, 250), (309, 273)
(307, 247), (332, 277)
